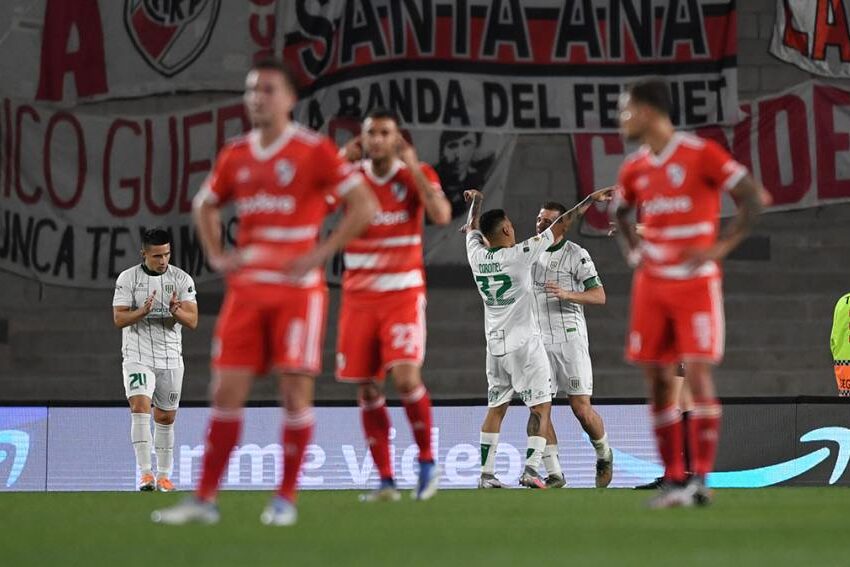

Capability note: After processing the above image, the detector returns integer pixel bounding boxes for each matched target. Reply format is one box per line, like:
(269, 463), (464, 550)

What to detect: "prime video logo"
(0, 430), (30, 487)
(174, 427), (523, 488)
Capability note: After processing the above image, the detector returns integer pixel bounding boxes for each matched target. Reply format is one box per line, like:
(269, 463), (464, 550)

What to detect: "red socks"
(401, 385), (433, 463)
(277, 409), (315, 503)
(361, 396), (393, 480)
(197, 408), (243, 502)
(688, 401), (722, 477)
(653, 405), (686, 483)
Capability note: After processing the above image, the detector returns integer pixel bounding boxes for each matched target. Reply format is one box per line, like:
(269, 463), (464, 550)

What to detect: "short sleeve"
(112, 271), (133, 307)
(421, 162), (444, 195)
(701, 139), (746, 192)
(518, 229), (555, 266)
(197, 146), (235, 206)
(574, 247), (602, 290)
(466, 230), (486, 263)
(180, 274), (197, 303)
(314, 138), (364, 199)
(616, 163), (637, 207)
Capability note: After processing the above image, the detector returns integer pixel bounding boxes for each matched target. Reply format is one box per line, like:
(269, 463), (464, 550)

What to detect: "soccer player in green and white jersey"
(533, 202), (613, 488)
(113, 228), (198, 492)
(463, 188), (612, 489)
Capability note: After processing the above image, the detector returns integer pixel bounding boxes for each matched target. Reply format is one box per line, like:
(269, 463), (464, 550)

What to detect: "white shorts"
(122, 362), (184, 411)
(545, 338), (594, 397)
(486, 336), (553, 408)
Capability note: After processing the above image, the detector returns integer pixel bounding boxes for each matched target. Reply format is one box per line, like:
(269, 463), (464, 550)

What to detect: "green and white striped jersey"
(466, 228), (555, 356)
(112, 264), (197, 370)
(532, 239), (602, 345)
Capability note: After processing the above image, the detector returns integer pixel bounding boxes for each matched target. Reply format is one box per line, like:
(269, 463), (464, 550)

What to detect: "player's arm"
(544, 280), (606, 305)
(168, 293), (198, 330)
(549, 187), (616, 241)
(612, 186), (641, 267)
(685, 174), (764, 265)
(113, 291), (156, 328)
(192, 150), (240, 273)
(461, 189), (484, 233)
(399, 139), (451, 225)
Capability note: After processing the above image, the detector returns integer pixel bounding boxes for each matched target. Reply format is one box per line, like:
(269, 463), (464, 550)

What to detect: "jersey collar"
(140, 263), (164, 277)
(248, 124), (296, 162)
(362, 158), (403, 185)
(546, 238), (568, 252)
(643, 132), (683, 167)
(486, 246), (504, 253)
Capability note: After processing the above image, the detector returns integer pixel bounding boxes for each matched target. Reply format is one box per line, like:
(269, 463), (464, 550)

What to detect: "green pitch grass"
(1, 488), (846, 566)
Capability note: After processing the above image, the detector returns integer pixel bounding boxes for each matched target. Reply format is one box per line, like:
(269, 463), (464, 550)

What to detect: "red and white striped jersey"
(198, 124), (363, 291)
(342, 159), (443, 297)
(617, 133), (747, 280)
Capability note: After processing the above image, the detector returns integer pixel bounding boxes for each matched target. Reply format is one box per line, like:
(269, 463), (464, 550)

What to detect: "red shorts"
(335, 289), (426, 382)
(212, 286), (328, 376)
(627, 271), (724, 365)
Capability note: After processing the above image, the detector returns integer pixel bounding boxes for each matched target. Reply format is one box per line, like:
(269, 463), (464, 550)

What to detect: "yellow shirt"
(831, 292), (850, 362)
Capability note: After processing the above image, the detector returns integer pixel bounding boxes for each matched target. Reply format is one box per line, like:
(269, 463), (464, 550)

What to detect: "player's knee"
(358, 382), (382, 404)
(128, 396), (151, 414)
(391, 365), (422, 395)
(154, 410), (176, 425)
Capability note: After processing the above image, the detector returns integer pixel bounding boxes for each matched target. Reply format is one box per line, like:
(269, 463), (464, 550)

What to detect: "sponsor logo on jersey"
(275, 159), (296, 186)
(666, 163), (686, 187)
(391, 182), (407, 202)
(642, 195), (693, 216)
(236, 192), (296, 215)
(371, 210), (410, 226)
(124, 0), (221, 78)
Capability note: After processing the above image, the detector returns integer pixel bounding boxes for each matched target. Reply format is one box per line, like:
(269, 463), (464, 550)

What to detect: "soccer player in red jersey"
(336, 108), (451, 501)
(152, 58), (377, 526)
(612, 79), (764, 508)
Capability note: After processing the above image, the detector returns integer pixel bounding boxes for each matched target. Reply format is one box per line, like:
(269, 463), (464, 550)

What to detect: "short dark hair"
(142, 228), (171, 248)
(480, 209), (508, 240)
(541, 201), (567, 216)
(628, 79), (672, 117)
(365, 107), (401, 125)
(250, 57), (298, 93)
(439, 130), (482, 151)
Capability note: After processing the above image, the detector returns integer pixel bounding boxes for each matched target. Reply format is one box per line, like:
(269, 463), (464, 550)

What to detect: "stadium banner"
(0, 97), (514, 288)
(0, 0), (739, 132)
(2, 403), (850, 492)
(0, 0), (272, 103)
(571, 81), (850, 235)
(769, 0), (850, 78)
(285, 0), (740, 132)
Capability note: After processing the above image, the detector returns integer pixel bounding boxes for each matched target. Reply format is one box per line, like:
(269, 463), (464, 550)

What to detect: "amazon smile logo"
(0, 430), (30, 488)
(615, 427), (850, 488)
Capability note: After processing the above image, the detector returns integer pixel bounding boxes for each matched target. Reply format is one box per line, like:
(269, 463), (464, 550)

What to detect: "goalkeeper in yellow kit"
(831, 292), (850, 396)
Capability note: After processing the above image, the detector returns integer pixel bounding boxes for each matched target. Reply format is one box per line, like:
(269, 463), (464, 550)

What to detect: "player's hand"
(341, 135), (363, 162)
(463, 189), (483, 203)
(207, 250), (243, 274)
(681, 242), (730, 267)
(282, 249), (326, 279)
(169, 291), (182, 315)
(397, 137), (419, 167)
(589, 186), (617, 202)
(141, 290), (157, 314)
(544, 282), (571, 301)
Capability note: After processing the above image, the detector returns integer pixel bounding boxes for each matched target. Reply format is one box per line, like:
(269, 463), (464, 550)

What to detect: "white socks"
(543, 444), (562, 477)
(131, 413), (152, 475)
(480, 432), (499, 475)
(154, 422), (175, 479)
(591, 433), (611, 460)
(526, 436), (547, 471)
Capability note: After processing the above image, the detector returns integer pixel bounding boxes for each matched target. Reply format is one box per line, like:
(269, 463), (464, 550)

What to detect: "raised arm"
(549, 186), (616, 241)
(461, 189), (484, 233)
(399, 139), (451, 225)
